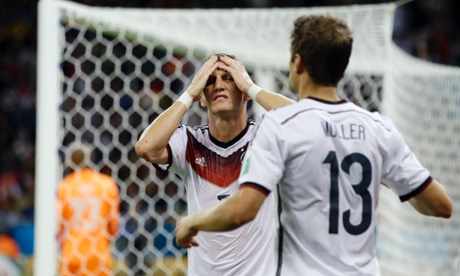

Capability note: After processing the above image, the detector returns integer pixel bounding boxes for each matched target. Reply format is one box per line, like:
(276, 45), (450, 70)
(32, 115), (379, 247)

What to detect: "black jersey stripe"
(151, 144), (173, 172)
(399, 176), (433, 202)
(239, 182), (271, 196)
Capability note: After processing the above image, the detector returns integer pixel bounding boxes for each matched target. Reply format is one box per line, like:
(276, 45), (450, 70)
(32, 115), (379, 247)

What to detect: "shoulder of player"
(335, 102), (397, 133)
(357, 109), (395, 132)
(262, 101), (306, 123)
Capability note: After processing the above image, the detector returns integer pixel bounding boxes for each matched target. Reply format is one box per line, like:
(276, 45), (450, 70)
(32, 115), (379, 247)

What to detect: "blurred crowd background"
(0, 0), (459, 269)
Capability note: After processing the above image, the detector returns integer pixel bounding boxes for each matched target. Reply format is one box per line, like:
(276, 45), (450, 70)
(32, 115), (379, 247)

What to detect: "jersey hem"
(399, 176), (433, 202)
(239, 182), (271, 196)
(151, 144), (173, 172)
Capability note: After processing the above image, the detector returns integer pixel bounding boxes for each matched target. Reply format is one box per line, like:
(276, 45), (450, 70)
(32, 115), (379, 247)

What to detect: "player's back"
(58, 168), (119, 276)
(270, 97), (404, 275)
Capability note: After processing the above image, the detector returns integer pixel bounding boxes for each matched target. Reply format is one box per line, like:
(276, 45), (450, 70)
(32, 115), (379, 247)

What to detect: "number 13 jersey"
(239, 97), (431, 276)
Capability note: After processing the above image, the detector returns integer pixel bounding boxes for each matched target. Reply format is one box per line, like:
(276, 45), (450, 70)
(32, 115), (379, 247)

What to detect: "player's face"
(202, 68), (246, 116)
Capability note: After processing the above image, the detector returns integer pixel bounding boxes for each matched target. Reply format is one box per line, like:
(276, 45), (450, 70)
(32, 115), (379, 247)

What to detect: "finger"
(201, 59), (219, 75)
(220, 55), (239, 68)
(184, 238), (199, 248)
(178, 238), (199, 248)
(221, 56), (248, 76)
(179, 242), (191, 248)
(195, 56), (218, 77)
(190, 62), (219, 92)
(232, 59), (246, 71)
(216, 62), (233, 73)
(207, 62), (219, 74)
(204, 55), (218, 65)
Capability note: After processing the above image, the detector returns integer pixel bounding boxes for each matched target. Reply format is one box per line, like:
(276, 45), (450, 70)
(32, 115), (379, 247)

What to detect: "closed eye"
(205, 76), (216, 87)
(205, 75), (233, 87)
(222, 75), (234, 82)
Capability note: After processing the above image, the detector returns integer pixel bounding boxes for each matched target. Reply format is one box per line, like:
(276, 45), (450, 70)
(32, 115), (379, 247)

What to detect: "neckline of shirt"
(306, 96), (348, 105)
(208, 121), (251, 148)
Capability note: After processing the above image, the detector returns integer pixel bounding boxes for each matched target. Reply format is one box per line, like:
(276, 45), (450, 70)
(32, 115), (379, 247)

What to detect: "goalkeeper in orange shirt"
(57, 144), (120, 276)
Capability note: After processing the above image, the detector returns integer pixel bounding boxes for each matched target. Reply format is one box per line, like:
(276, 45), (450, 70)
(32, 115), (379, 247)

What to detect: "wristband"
(248, 84), (262, 100)
(177, 92), (193, 109)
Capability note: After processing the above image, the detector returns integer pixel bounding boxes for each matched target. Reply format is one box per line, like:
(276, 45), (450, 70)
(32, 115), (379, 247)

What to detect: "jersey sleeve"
(239, 114), (285, 193)
(381, 119), (431, 201)
(152, 124), (188, 176)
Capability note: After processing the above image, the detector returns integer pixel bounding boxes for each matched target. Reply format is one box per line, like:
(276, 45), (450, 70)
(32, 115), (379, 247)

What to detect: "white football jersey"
(156, 122), (277, 276)
(239, 97), (432, 276)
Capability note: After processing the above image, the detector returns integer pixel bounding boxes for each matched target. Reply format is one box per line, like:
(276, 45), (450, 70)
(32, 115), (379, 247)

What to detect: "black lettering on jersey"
(321, 121), (366, 141)
(217, 194), (230, 201)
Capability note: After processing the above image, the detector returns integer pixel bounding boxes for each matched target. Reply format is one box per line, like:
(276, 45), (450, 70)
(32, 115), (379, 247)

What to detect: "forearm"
(176, 188), (265, 247)
(254, 89), (295, 111)
(409, 180), (452, 218)
(135, 101), (188, 161)
(408, 198), (431, 215)
(191, 195), (246, 232)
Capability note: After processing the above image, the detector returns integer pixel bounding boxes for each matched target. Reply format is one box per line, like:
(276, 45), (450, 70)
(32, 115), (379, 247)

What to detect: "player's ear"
(200, 95), (207, 108)
(243, 93), (250, 102)
(294, 53), (304, 74)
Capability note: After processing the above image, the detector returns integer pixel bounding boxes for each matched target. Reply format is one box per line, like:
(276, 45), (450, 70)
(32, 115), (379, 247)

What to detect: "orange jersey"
(57, 168), (120, 276)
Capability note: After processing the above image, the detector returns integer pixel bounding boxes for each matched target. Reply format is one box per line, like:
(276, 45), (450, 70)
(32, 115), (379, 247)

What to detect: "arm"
(251, 89), (296, 111)
(135, 99), (189, 163)
(135, 56), (219, 163)
(175, 187), (267, 248)
(218, 55), (295, 111)
(408, 179), (452, 218)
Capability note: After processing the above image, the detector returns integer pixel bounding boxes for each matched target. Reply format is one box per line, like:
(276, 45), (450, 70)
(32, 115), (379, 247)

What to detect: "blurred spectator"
(0, 234), (21, 276)
(393, 0), (460, 66)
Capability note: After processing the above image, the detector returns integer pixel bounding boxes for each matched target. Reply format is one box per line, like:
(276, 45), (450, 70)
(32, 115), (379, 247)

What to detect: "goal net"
(36, 0), (459, 275)
(377, 43), (460, 276)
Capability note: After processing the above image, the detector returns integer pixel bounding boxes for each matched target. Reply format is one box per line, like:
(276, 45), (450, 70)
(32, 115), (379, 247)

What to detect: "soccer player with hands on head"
(175, 14), (453, 275)
(136, 53), (294, 275)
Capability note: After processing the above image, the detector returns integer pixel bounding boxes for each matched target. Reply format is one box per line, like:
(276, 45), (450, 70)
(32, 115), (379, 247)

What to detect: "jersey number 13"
(323, 151), (372, 235)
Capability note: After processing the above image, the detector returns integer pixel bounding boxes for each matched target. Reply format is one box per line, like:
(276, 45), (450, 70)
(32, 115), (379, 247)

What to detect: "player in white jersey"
(175, 15), (453, 276)
(136, 53), (294, 275)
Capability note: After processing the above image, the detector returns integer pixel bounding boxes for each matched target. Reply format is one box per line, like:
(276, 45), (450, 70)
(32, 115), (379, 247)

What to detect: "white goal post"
(36, 0), (460, 275)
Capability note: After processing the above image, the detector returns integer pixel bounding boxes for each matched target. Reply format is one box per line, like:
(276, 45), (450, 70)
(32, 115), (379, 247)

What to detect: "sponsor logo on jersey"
(194, 157), (207, 167)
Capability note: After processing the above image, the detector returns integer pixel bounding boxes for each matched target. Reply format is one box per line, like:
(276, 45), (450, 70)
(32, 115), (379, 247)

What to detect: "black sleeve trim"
(151, 144), (173, 172)
(399, 176), (433, 202)
(239, 182), (271, 197)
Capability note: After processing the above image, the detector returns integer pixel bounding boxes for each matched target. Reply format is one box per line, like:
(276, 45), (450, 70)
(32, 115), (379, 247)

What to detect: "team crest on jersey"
(194, 157), (207, 167)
